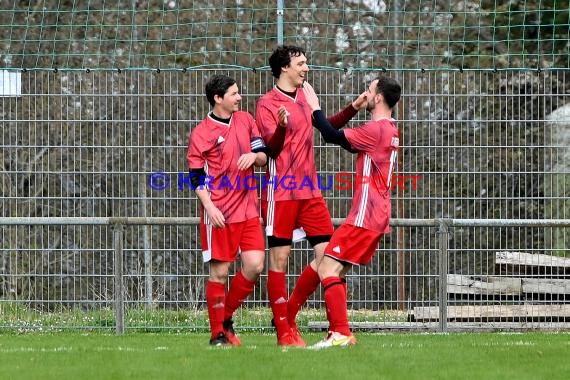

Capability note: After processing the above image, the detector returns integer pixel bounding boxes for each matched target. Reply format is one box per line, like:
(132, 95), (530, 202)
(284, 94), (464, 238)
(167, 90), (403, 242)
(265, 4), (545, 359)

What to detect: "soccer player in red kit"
(255, 45), (367, 346)
(302, 76), (402, 348)
(187, 74), (275, 346)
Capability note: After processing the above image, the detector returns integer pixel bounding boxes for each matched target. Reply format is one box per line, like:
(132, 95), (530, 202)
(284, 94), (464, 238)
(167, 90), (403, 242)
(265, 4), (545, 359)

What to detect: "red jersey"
(343, 118), (399, 233)
(256, 87), (321, 201)
(187, 111), (261, 223)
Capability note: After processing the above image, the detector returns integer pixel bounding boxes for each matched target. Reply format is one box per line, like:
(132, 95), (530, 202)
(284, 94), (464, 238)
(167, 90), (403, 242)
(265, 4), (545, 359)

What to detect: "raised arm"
(327, 91), (367, 129)
(303, 82), (357, 153)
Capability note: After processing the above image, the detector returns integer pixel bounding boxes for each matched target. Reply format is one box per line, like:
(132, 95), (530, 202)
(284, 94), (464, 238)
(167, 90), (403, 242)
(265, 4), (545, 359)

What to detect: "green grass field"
(1, 331), (569, 380)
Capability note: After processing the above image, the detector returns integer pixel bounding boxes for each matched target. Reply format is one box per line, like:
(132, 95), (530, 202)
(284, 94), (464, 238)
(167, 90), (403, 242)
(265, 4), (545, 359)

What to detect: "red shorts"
(200, 217), (264, 262)
(324, 224), (383, 265)
(261, 197), (334, 239)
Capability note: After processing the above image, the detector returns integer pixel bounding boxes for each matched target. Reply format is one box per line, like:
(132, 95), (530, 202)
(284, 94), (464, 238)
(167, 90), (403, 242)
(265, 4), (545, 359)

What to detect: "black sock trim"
(323, 280), (344, 292)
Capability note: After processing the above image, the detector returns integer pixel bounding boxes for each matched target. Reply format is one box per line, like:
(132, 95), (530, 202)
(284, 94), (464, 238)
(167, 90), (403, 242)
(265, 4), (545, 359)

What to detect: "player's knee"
(241, 261), (263, 282)
(241, 250), (265, 278)
(209, 263), (231, 282)
(268, 246), (290, 271)
(269, 254), (288, 271)
(248, 260), (264, 277)
(209, 272), (229, 284)
(317, 257), (343, 279)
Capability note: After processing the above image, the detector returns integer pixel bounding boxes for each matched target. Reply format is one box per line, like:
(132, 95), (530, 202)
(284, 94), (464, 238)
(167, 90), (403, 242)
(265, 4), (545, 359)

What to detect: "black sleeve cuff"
(188, 168), (206, 189)
(252, 146), (270, 154)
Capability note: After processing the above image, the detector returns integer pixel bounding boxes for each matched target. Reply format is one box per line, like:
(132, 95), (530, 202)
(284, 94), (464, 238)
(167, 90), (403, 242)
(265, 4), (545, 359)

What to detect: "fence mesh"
(1, 0), (570, 332)
(2, 69), (570, 331)
(0, 1), (568, 70)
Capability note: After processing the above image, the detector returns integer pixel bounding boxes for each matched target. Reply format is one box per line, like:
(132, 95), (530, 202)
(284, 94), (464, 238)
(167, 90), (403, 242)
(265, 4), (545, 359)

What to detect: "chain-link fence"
(1, 68), (569, 331)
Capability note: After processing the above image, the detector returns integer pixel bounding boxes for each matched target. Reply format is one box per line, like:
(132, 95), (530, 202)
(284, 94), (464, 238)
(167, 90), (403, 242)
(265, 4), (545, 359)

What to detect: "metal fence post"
(113, 223), (125, 335)
(276, 0), (284, 44)
(437, 219), (450, 332)
(143, 224), (153, 309)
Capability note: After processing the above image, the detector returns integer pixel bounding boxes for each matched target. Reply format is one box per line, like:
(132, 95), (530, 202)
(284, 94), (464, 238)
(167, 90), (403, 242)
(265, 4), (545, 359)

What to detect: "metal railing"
(2, 217), (570, 334)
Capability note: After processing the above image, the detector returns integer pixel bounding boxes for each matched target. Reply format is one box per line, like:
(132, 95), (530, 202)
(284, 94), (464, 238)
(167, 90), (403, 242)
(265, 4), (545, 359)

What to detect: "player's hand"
(277, 105), (289, 127)
(237, 152), (257, 170)
(204, 204), (225, 228)
(302, 82), (321, 111)
(352, 91), (368, 111)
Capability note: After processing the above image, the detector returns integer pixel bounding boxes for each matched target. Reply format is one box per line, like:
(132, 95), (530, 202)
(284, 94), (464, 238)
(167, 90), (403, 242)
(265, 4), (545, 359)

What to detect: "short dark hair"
(205, 74), (236, 107)
(375, 76), (401, 109)
(268, 45), (306, 79)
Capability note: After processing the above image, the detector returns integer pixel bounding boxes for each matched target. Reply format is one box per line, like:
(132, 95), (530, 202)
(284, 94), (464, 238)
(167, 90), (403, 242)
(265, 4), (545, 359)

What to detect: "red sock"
(287, 265), (320, 327)
(224, 270), (256, 321)
(206, 281), (226, 338)
(267, 270), (289, 337)
(322, 276), (351, 336)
